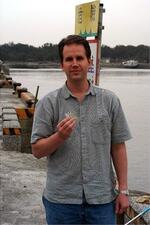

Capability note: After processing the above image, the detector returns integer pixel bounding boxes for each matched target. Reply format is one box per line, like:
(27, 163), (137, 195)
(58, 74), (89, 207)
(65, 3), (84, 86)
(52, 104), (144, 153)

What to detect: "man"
(31, 35), (132, 224)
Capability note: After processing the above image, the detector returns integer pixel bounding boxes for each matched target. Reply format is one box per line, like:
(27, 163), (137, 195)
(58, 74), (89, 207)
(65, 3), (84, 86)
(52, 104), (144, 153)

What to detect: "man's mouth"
(71, 70), (80, 73)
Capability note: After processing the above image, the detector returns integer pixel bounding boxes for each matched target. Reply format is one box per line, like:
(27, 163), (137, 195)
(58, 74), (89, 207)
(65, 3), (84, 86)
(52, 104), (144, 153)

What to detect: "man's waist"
(43, 184), (116, 204)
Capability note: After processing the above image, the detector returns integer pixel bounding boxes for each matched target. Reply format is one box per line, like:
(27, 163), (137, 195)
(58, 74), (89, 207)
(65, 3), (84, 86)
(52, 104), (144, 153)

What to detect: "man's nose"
(72, 58), (78, 66)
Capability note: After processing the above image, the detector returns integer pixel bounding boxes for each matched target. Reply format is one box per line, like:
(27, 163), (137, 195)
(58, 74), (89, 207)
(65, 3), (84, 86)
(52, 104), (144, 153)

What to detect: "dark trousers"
(42, 196), (116, 225)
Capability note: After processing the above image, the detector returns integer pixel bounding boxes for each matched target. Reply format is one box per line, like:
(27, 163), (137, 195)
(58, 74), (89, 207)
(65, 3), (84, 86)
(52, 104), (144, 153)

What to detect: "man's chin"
(71, 75), (83, 80)
(70, 74), (80, 79)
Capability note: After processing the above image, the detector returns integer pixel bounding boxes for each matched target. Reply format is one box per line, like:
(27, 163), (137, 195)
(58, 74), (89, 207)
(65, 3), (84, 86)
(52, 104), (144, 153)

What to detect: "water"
(10, 68), (150, 193)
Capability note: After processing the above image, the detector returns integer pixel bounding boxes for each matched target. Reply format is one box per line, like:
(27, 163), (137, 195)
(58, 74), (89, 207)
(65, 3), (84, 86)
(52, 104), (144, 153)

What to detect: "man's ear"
(88, 58), (92, 66)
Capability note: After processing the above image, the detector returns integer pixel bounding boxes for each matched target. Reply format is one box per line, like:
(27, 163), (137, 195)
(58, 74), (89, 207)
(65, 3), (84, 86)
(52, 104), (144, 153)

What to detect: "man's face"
(61, 44), (91, 82)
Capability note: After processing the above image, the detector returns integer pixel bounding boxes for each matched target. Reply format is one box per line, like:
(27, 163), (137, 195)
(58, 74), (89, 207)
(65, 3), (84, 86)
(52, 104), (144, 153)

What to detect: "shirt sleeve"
(31, 97), (54, 144)
(110, 95), (132, 144)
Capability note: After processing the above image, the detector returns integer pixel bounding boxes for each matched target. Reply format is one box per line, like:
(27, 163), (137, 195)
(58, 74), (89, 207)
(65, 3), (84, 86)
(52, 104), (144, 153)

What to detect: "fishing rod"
(34, 85), (39, 107)
(124, 206), (150, 225)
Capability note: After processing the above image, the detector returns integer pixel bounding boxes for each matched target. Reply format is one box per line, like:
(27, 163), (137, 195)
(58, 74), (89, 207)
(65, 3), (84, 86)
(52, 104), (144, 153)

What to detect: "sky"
(0, 0), (150, 47)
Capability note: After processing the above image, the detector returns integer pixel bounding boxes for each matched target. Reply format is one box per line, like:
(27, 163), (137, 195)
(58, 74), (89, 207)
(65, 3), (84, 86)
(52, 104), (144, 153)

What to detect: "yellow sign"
(75, 0), (100, 37)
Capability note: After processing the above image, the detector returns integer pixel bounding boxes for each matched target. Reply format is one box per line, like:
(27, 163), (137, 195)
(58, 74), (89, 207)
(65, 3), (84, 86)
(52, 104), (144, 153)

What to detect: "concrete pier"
(0, 139), (47, 225)
(0, 83), (35, 153)
(0, 85), (47, 224)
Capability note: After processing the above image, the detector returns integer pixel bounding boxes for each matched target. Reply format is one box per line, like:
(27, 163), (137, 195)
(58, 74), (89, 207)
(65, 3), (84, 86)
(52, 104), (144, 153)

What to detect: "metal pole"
(95, 3), (105, 85)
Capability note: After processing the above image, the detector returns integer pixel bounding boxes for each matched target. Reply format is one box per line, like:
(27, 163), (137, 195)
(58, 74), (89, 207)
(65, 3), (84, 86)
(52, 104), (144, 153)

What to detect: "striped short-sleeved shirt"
(31, 82), (132, 204)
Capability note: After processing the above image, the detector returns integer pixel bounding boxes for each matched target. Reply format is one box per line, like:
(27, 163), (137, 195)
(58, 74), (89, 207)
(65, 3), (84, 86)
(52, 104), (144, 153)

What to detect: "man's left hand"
(115, 194), (129, 214)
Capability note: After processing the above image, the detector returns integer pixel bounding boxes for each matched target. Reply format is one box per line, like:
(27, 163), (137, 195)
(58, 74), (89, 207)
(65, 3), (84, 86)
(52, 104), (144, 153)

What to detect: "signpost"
(75, 0), (100, 37)
(87, 39), (98, 83)
(75, 0), (105, 85)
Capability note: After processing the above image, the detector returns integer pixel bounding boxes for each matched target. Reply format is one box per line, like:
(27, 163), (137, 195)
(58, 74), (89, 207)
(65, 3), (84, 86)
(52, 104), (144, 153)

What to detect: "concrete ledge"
(2, 107), (22, 151)
(3, 120), (21, 129)
(2, 135), (21, 151)
(2, 108), (16, 114)
(3, 113), (18, 121)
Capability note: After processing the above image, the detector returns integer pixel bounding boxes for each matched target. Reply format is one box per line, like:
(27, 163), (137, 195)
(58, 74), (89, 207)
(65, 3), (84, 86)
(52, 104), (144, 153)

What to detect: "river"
(10, 68), (150, 193)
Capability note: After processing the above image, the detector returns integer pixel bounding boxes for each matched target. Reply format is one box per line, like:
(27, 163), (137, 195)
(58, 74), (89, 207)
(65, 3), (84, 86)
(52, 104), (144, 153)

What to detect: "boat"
(122, 60), (139, 68)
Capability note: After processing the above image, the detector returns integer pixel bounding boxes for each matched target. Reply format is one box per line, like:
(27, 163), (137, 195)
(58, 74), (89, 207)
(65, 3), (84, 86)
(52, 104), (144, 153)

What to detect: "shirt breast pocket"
(91, 115), (111, 145)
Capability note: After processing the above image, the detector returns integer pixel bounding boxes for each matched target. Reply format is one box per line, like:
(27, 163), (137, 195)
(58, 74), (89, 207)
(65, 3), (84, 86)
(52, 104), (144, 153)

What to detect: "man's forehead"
(63, 44), (86, 55)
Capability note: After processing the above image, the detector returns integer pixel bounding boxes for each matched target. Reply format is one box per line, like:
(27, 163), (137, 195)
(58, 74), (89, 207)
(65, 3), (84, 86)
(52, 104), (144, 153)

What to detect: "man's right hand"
(32, 116), (77, 158)
(56, 117), (77, 140)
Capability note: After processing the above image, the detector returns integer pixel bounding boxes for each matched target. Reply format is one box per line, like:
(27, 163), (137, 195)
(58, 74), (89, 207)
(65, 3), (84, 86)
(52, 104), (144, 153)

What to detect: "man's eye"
(76, 56), (84, 60)
(64, 56), (84, 62)
(65, 57), (73, 62)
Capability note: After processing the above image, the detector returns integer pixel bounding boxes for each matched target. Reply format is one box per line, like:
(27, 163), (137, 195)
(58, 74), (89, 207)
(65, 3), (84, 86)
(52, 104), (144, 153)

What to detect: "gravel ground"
(0, 140), (47, 225)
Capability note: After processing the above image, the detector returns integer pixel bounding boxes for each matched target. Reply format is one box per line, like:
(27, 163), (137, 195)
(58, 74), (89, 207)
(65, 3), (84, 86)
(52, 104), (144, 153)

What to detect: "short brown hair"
(58, 35), (91, 63)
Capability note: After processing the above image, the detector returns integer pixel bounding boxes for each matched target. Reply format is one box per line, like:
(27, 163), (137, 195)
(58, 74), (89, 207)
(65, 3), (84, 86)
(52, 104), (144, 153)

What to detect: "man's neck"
(66, 80), (90, 102)
(66, 80), (89, 94)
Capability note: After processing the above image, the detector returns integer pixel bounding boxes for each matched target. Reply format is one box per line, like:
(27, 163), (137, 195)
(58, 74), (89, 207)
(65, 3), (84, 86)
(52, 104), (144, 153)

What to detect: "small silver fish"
(65, 111), (78, 121)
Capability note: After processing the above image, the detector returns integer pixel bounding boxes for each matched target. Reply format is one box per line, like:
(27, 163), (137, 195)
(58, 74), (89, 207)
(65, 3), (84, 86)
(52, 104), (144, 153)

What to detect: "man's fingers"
(56, 117), (77, 140)
(116, 203), (124, 214)
(57, 117), (76, 130)
(59, 120), (76, 134)
(62, 119), (76, 130)
(115, 195), (129, 214)
(57, 117), (71, 128)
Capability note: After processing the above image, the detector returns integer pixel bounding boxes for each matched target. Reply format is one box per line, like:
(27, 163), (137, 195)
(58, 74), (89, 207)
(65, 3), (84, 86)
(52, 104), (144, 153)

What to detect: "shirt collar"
(62, 80), (96, 99)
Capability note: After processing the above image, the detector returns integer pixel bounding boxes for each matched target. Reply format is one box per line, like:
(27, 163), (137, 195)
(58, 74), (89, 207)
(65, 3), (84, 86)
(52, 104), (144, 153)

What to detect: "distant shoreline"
(5, 61), (150, 69)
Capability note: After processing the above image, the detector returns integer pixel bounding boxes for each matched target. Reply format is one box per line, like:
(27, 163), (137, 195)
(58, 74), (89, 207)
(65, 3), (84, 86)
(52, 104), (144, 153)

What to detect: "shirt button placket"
(80, 102), (89, 186)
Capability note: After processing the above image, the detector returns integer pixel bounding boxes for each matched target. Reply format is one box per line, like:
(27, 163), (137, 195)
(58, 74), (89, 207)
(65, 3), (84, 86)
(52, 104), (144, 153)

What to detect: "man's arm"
(32, 117), (76, 159)
(111, 142), (129, 214)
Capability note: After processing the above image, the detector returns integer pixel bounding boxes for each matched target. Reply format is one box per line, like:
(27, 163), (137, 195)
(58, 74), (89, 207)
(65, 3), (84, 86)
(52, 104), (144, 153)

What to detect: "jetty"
(0, 64), (47, 224)
(0, 63), (150, 225)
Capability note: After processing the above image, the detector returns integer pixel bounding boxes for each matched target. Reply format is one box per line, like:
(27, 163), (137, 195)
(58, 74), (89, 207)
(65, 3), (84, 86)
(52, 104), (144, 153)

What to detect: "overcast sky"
(0, 0), (150, 47)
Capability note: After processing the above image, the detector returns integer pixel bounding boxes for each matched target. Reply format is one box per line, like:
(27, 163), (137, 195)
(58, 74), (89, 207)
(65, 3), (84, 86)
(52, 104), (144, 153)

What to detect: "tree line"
(0, 42), (149, 63)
